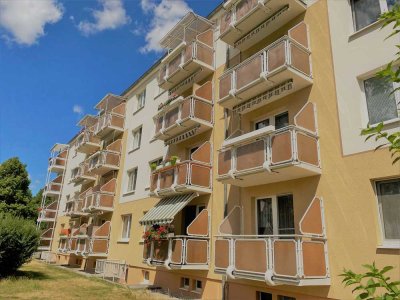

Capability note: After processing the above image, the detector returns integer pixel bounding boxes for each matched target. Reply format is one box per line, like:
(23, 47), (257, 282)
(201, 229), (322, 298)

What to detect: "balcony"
(70, 163), (96, 184)
(58, 236), (70, 253)
(154, 82), (213, 143)
(65, 194), (86, 217)
(214, 198), (330, 286)
(38, 228), (53, 250)
(89, 221), (111, 257)
(69, 222), (111, 257)
(143, 210), (210, 270)
(93, 94), (125, 138)
(82, 179), (116, 213)
(219, 23), (312, 110)
(48, 150), (68, 173)
(37, 201), (58, 222)
(43, 175), (63, 197)
(220, 0), (306, 50)
(159, 40), (215, 93)
(218, 125), (320, 187)
(158, 12), (214, 94)
(87, 140), (121, 176)
(150, 142), (212, 196)
(75, 129), (101, 154)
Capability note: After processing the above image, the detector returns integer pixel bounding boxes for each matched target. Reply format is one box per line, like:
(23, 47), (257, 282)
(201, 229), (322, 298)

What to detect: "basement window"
(181, 277), (190, 290)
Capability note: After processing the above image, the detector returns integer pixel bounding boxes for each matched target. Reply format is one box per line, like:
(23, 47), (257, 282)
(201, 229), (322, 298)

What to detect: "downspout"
(222, 183), (228, 300)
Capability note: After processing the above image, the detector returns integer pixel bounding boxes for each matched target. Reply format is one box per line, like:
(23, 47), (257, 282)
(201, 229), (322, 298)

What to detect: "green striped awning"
(139, 193), (198, 226)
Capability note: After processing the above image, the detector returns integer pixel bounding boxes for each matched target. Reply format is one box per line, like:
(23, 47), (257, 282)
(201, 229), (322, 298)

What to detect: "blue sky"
(0, 0), (220, 194)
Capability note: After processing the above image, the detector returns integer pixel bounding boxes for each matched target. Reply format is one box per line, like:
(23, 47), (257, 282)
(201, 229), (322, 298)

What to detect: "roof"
(139, 193), (198, 225)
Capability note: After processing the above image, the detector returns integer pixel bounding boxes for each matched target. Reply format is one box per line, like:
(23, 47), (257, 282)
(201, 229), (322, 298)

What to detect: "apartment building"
(37, 0), (400, 299)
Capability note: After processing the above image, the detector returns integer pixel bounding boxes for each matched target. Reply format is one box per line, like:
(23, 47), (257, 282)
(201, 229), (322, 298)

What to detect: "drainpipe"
(222, 183), (228, 300)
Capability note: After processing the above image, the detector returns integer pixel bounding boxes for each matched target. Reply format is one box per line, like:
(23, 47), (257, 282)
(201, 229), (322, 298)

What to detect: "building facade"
(37, 0), (400, 299)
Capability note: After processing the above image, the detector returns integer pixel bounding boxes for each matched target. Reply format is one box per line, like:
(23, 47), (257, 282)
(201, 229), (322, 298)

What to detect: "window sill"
(368, 118), (400, 129)
(117, 239), (130, 244)
(133, 106), (144, 116)
(179, 288), (190, 292)
(377, 242), (400, 250)
(123, 191), (136, 196)
(349, 20), (383, 41)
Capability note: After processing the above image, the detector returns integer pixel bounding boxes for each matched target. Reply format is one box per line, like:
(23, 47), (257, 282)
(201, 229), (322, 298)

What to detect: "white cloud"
(139, 0), (192, 53)
(0, 0), (63, 46)
(78, 0), (130, 36)
(73, 105), (84, 115)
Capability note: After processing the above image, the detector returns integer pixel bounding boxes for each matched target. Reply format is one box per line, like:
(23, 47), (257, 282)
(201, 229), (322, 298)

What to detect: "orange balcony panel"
(94, 112), (125, 138)
(87, 150), (120, 176)
(220, 0), (306, 51)
(90, 239), (108, 256)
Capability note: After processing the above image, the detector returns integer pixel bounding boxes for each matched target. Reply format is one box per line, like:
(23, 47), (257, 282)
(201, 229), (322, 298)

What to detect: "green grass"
(0, 260), (168, 299)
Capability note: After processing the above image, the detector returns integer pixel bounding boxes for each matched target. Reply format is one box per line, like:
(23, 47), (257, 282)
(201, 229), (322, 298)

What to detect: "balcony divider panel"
(296, 132), (319, 166)
(215, 239), (230, 269)
(273, 240), (298, 277)
(302, 241), (327, 277)
(171, 239), (183, 264)
(235, 239), (267, 274)
(270, 131), (293, 164)
(185, 239), (208, 264)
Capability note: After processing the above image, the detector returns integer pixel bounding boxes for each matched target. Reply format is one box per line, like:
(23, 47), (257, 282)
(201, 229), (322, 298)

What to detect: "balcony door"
(256, 195), (295, 235)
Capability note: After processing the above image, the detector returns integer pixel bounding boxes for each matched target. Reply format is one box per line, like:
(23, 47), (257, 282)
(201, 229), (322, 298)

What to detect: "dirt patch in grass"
(0, 260), (170, 300)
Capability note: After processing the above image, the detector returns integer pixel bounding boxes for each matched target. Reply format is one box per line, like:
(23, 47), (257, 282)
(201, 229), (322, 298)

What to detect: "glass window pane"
(377, 180), (400, 240)
(277, 195), (295, 235)
(258, 292), (273, 300)
(352, 0), (381, 31)
(255, 119), (270, 130)
(257, 198), (273, 235)
(275, 112), (289, 130)
(364, 77), (398, 124)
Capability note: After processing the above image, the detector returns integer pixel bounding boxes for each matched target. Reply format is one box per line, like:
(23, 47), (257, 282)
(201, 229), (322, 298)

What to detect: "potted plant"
(142, 224), (169, 245)
(170, 156), (179, 166)
(149, 162), (157, 171)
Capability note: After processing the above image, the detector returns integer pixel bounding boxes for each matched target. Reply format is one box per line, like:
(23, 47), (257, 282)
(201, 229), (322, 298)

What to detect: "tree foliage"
(0, 213), (39, 277)
(360, 5), (400, 164)
(341, 263), (400, 300)
(0, 157), (38, 219)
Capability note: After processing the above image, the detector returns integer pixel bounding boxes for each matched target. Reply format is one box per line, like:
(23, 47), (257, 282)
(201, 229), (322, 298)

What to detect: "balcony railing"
(159, 40), (215, 92)
(219, 34), (312, 109)
(75, 129), (101, 154)
(215, 234), (329, 285)
(94, 112), (124, 138)
(150, 161), (212, 196)
(48, 153), (67, 173)
(65, 196), (85, 217)
(43, 175), (63, 197)
(143, 237), (209, 270)
(95, 260), (127, 282)
(89, 221), (111, 257)
(83, 192), (114, 213)
(220, 0), (306, 50)
(70, 163), (96, 184)
(218, 125), (320, 186)
(154, 96), (213, 142)
(87, 150), (120, 176)
(37, 201), (58, 222)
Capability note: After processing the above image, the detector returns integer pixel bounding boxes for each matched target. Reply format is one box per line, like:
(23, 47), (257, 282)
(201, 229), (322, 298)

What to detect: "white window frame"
(252, 110), (289, 131)
(375, 179), (400, 249)
(193, 279), (203, 293)
(126, 168), (138, 194)
(350, 0), (393, 32)
(120, 214), (132, 242)
(181, 277), (190, 290)
(254, 194), (294, 235)
(131, 126), (142, 151)
(360, 74), (400, 127)
(136, 89), (146, 111)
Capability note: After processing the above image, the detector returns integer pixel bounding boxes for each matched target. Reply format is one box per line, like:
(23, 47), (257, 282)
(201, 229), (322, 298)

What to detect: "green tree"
(341, 263), (400, 300)
(0, 213), (39, 277)
(0, 157), (37, 219)
(361, 6), (400, 164)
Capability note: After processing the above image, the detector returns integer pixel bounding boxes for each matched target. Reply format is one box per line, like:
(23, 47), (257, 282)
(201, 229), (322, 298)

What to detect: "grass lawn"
(0, 260), (169, 300)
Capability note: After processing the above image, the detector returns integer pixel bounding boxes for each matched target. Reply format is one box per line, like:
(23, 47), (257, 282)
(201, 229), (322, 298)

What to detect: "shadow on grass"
(4, 270), (50, 281)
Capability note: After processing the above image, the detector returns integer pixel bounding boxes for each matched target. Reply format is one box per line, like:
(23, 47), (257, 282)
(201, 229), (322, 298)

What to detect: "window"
(256, 195), (295, 235)
(149, 157), (162, 171)
(257, 292), (273, 300)
(181, 277), (190, 290)
(275, 112), (289, 130)
(121, 214), (132, 240)
(376, 179), (400, 243)
(142, 270), (149, 282)
(351, 0), (398, 31)
(255, 118), (270, 130)
(364, 76), (399, 124)
(189, 146), (199, 159)
(131, 127), (142, 151)
(278, 296), (296, 300)
(127, 168), (138, 192)
(193, 280), (202, 293)
(137, 89), (146, 111)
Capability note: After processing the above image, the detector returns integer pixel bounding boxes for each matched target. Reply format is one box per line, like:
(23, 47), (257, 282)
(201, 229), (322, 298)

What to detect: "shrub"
(0, 213), (39, 277)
